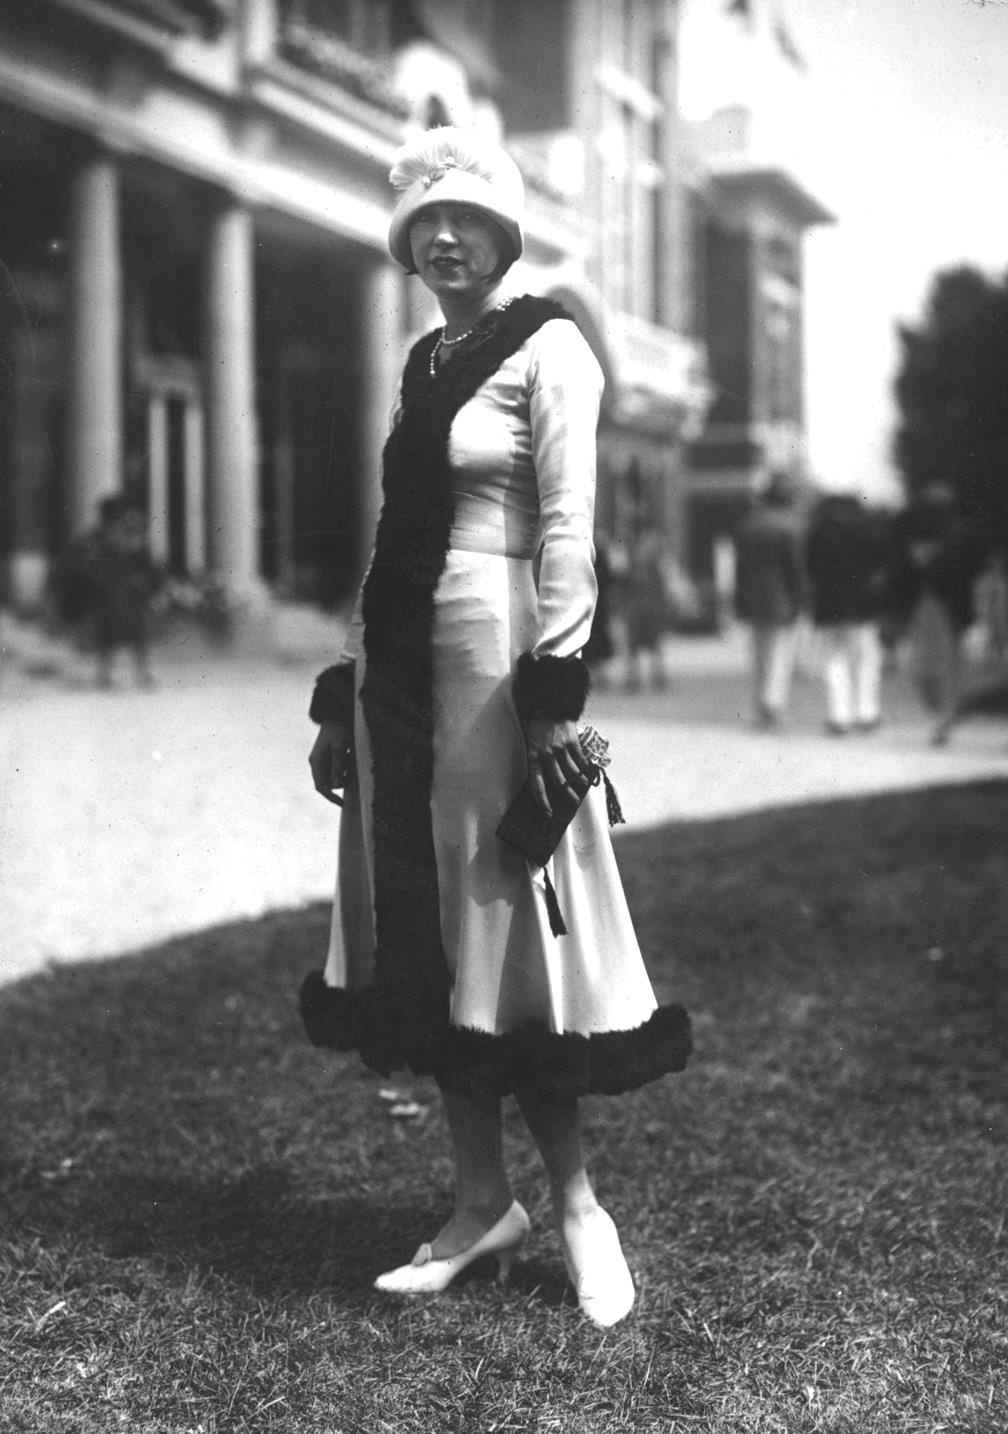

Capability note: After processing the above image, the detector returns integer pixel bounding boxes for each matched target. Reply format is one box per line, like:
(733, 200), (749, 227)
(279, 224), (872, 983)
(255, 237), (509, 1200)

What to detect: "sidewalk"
(3, 624), (1008, 986)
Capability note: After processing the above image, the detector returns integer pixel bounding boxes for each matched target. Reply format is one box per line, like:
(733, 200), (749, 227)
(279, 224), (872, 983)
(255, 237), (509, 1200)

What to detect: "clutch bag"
(495, 767), (598, 868)
(496, 727), (619, 936)
(496, 724), (612, 868)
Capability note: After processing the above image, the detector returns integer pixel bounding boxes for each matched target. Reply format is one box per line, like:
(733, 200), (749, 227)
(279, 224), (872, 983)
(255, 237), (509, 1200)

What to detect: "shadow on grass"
(0, 901), (413, 1300)
(0, 884), (583, 1314)
(1, 782), (1006, 1430)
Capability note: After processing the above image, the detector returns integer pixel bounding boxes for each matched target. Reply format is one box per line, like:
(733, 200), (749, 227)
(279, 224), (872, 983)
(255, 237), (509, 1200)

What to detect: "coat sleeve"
(526, 319), (603, 660)
(510, 320), (604, 724)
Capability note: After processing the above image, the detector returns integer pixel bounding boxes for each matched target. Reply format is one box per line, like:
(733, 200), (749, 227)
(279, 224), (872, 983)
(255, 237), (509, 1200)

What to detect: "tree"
(893, 265), (1008, 548)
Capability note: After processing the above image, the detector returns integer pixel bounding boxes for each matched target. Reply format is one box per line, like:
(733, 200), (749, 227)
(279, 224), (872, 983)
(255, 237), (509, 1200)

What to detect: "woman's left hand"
(523, 717), (594, 817)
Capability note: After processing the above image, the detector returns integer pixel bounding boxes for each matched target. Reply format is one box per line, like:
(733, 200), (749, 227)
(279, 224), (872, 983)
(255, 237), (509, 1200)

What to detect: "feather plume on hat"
(389, 127), (497, 192)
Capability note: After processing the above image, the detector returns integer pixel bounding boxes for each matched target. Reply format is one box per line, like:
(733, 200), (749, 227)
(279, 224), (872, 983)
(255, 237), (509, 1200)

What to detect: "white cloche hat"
(387, 126), (525, 273)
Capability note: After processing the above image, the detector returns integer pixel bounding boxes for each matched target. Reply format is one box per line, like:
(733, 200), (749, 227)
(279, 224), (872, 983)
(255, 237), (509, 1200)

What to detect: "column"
(147, 393), (169, 563)
(205, 199), (262, 604)
(184, 400), (206, 573)
(240, 0), (277, 65)
(69, 153), (122, 535)
(356, 259), (403, 574)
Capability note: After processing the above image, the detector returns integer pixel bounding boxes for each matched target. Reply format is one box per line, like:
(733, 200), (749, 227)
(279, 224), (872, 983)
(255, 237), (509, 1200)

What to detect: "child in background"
(80, 495), (160, 688)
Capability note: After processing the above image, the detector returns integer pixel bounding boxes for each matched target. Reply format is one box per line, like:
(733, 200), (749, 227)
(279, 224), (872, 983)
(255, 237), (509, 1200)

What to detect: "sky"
(679, 0), (1008, 503)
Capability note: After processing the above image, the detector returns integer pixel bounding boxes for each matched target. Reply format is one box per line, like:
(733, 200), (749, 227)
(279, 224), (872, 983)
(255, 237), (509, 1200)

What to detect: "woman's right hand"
(523, 716), (594, 818)
(309, 718), (353, 806)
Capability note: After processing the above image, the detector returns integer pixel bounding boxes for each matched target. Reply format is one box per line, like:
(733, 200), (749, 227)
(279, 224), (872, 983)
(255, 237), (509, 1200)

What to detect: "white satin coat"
(324, 319), (662, 1042)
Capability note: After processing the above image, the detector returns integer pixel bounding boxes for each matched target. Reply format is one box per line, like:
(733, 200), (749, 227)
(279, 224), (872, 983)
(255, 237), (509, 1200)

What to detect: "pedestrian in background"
(804, 492), (890, 734)
(625, 522), (672, 691)
(302, 127), (690, 1327)
(975, 548), (1008, 664)
(54, 494), (160, 688)
(732, 471), (806, 729)
(891, 483), (986, 731)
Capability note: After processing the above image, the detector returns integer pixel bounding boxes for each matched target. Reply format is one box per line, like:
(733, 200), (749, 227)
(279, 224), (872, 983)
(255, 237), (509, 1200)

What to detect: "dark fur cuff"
(309, 662), (356, 725)
(513, 653), (591, 722)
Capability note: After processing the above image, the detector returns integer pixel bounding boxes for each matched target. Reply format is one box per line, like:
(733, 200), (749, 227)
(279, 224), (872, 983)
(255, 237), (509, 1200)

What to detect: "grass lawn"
(1, 781), (1006, 1434)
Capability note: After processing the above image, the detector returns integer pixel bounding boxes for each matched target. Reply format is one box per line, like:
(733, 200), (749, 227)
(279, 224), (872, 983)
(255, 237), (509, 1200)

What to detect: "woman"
(303, 128), (691, 1328)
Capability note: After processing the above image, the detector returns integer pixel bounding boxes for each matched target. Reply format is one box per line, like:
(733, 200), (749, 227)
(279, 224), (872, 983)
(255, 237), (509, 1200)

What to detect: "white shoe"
(373, 1200), (530, 1296)
(562, 1207), (635, 1328)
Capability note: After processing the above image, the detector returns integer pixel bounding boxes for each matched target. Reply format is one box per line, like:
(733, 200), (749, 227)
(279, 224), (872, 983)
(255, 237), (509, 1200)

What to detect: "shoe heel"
(373, 1201), (529, 1297)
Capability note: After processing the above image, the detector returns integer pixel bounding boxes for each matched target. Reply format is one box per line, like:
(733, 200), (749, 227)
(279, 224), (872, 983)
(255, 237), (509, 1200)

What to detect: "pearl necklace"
(439, 321), (481, 348)
(428, 298), (513, 377)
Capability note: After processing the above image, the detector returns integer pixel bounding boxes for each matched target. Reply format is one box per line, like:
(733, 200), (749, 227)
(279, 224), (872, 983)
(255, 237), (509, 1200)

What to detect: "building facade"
(0, 0), (825, 638)
(684, 105), (832, 595)
(678, 0), (834, 602)
(491, 0), (711, 570)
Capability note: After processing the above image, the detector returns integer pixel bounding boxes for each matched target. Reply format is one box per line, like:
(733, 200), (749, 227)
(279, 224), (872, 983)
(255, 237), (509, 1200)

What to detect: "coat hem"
(299, 969), (691, 1101)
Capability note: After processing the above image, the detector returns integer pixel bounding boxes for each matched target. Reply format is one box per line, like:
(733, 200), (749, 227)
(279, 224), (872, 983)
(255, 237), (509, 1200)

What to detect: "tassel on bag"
(602, 770), (625, 827)
(543, 867), (568, 937)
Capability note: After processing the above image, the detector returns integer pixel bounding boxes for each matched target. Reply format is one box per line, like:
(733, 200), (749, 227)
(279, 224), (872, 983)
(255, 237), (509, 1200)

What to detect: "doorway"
(137, 359), (205, 576)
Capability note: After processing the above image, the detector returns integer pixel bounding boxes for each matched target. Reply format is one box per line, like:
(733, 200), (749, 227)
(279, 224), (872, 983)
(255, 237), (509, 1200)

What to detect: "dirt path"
(3, 649), (1007, 985)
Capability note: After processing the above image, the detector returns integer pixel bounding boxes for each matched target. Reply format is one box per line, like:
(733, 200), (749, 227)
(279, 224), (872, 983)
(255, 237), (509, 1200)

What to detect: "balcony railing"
(35, 0), (228, 45)
(275, 8), (410, 119)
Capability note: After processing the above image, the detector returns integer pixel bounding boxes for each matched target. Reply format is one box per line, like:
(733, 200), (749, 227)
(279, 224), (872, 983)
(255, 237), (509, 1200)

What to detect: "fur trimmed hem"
(299, 970), (691, 1100)
(513, 653), (591, 722)
(309, 662), (357, 726)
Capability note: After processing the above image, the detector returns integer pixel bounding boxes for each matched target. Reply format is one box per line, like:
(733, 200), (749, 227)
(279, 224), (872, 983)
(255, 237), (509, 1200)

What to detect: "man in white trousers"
(804, 493), (891, 734)
(732, 472), (807, 729)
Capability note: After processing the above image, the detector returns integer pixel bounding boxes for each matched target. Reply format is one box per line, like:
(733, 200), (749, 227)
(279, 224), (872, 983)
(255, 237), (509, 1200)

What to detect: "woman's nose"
(431, 210), (459, 244)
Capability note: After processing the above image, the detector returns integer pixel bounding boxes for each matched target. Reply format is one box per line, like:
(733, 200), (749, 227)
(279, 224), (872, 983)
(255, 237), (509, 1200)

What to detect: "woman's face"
(408, 203), (507, 300)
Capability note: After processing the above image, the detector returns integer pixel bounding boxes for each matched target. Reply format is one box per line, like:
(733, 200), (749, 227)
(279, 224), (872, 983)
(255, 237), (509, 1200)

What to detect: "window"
(763, 228), (801, 421)
(595, 0), (663, 319)
(278, 0), (391, 54)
